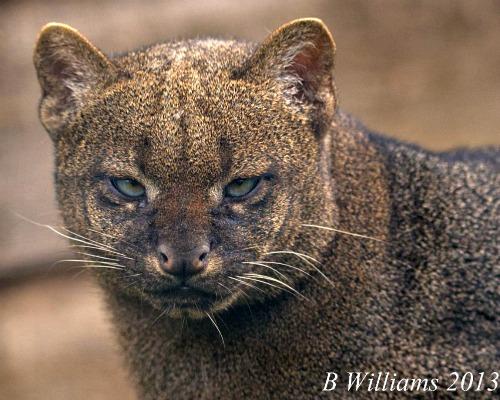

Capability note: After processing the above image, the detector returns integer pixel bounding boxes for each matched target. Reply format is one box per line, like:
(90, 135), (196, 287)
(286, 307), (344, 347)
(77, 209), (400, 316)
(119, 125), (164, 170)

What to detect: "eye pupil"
(111, 178), (145, 199)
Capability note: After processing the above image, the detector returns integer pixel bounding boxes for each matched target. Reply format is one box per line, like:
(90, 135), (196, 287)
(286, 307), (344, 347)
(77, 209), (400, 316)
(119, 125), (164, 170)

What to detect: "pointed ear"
(33, 23), (118, 139)
(235, 18), (336, 127)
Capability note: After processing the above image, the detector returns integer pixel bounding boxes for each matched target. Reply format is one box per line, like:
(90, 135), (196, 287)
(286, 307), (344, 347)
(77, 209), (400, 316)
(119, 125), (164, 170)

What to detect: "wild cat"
(33, 18), (498, 399)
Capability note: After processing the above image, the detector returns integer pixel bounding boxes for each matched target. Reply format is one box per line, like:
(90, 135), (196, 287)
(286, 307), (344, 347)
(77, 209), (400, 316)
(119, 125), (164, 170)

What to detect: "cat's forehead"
(94, 43), (307, 185)
(103, 73), (273, 186)
(144, 108), (225, 186)
(142, 88), (275, 186)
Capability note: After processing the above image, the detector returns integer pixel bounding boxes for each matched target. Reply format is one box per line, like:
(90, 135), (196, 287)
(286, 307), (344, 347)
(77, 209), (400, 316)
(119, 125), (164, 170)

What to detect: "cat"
(34, 18), (499, 399)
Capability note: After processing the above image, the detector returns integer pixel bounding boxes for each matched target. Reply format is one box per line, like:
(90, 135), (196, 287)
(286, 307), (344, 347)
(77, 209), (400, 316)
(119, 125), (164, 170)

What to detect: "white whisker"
(73, 251), (119, 262)
(265, 250), (333, 286)
(235, 286), (256, 320)
(242, 273), (308, 300)
(14, 213), (108, 250)
(70, 269), (88, 280)
(205, 312), (225, 347)
(301, 223), (386, 243)
(86, 227), (140, 250)
(61, 226), (121, 252)
(217, 282), (234, 294)
(69, 245), (133, 260)
(253, 260), (312, 277)
(237, 275), (298, 298)
(72, 264), (124, 271)
(52, 259), (125, 268)
(228, 276), (267, 294)
(150, 306), (171, 327)
(238, 245), (260, 252)
(242, 261), (290, 281)
(12, 213), (134, 261)
(266, 250), (320, 264)
(122, 278), (142, 290)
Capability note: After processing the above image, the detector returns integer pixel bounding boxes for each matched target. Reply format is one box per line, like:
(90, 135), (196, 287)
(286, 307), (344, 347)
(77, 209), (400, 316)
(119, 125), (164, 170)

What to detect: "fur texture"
(34, 19), (499, 399)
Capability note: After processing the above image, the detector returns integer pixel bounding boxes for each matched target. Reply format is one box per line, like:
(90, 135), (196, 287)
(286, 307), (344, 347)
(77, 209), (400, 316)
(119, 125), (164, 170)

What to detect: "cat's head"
(34, 19), (337, 319)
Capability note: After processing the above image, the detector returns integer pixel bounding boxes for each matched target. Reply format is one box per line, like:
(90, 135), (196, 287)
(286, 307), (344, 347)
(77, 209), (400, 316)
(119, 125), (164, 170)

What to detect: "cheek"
(264, 192), (290, 236)
(204, 253), (224, 276)
(83, 194), (148, 248)
(143, 252), (163, 275)
(224, 192), (290, 249)
(85, 195), (133, 229)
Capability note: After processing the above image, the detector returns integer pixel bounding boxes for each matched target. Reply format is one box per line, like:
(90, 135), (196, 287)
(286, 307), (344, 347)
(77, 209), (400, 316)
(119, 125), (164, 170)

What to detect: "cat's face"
(35, 19), (337, 318)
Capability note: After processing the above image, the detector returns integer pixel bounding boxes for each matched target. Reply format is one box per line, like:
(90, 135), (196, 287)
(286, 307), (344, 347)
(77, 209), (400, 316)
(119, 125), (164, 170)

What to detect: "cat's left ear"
(235, 18), (336, 129)
(34, 23), (118, 139)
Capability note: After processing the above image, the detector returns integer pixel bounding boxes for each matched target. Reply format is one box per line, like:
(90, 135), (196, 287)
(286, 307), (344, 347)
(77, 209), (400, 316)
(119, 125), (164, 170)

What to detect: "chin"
(142, 284), (241, 320)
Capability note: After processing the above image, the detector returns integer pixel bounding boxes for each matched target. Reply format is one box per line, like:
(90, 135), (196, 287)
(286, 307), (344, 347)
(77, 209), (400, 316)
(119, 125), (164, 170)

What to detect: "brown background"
(0, 1), (499, 399)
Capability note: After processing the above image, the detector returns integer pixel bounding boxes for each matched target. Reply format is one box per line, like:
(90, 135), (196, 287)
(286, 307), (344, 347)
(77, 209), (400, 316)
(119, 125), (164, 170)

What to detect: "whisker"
(242, 273), (308, 301)
(234, 286), (255, 321)
(149, 306), (171, 328)
(180, 316), (187, 338)
(72, 251), (119, 262)
(266, 250), (320, 264)
(214, 312), (229, 331)
(241, 261), (290, 281)
(234, 285), (248, 299)
(205, 312), (225, 347)
(301, 223), (386, 243)
(12, 213), (135, 262)
(251, 260), (312, 277)
(228, 276), (267, 294)
(265, 250), (333, 286)
(217, 282), (234, 294)
(14, 213), (111, 250)
(218, 281), (245, 315)
(52, 259), (125, 268)
(238, 245), (260, 252)
(70, 269), (88, 280)
(86, 227), (140, 250)
(69, 245), (133, 260)
(61, 227), (121, 252)
(237, 275), (298, 298)
(72, 265), (132, 279)
(122, 277), (143, 290)
(70, 264), (125, 271)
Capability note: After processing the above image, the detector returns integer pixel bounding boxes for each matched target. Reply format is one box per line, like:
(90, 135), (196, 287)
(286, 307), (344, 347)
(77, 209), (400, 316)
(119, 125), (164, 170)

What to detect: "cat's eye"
(225, 176), (261, 199)
(110, 177), (146, 199)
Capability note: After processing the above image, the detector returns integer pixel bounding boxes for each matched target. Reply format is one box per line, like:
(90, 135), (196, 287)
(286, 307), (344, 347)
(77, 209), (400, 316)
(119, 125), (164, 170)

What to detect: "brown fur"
(34, 19), (498, 399)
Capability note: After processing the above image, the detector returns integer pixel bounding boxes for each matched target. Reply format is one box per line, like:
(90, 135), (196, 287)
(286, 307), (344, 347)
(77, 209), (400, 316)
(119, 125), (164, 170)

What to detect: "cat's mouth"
(146, 284), (218, 310)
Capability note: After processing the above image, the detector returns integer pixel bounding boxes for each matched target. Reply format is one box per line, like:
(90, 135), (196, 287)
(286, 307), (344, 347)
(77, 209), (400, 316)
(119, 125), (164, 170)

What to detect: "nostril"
(158, 244), (173, 268)
(199, 252), (208, 263)
(160, 252), (168, 264)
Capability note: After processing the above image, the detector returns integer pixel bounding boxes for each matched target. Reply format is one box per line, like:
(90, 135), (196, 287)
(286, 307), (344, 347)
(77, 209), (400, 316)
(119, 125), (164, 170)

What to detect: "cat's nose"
(157, 243), (210, 279)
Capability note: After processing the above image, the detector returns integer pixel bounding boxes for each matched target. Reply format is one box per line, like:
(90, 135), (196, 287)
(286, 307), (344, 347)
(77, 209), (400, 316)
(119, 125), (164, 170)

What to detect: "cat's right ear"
(234, 18), (336, 135)
(33, 23), (118, 139)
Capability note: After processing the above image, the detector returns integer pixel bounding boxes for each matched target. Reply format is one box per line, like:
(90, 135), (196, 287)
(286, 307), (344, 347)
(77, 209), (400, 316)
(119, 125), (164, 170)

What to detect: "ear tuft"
(33, 23), (117, 138)
(236, 18), (336, 113)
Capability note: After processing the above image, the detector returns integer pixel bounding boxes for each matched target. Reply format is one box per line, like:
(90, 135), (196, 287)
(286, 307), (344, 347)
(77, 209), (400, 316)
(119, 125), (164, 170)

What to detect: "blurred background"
(0, 0), (499, 399)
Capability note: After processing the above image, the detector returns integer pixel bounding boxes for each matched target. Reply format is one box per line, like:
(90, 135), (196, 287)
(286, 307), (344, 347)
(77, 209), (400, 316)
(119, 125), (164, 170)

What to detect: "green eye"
(110, 178), (146, 199)
(225, 177), (261, 198)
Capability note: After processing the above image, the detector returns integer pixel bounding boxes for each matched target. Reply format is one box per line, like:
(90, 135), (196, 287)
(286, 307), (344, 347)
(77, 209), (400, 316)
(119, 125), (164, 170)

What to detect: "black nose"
(157, 243), (210, 279)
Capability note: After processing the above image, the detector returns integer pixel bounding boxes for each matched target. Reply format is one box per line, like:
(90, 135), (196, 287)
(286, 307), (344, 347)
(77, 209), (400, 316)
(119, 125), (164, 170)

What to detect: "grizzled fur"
(34, 19), (498, 399)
